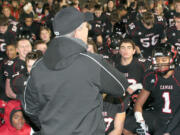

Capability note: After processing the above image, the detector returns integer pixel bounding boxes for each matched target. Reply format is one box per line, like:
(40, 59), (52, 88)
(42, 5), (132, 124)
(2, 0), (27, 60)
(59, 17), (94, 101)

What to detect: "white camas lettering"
(160, 85), (173, 90)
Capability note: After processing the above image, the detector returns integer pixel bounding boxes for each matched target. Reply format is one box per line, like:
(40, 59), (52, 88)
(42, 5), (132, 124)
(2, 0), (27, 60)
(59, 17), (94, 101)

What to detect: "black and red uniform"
(126, 17), (166, 58)
(166, 25), (180, 54)
(143, 68), (180, 135)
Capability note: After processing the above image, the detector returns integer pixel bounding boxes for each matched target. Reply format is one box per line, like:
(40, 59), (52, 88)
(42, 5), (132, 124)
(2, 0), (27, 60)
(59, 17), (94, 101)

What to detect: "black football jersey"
(126, 19), (166, 58)
(166, 25), (180, 54)
(3, 57), (27, 79)
(143, 68), (180, 121)
(89, 14), (107, 37)
(115, 58), (145, 84)
(115, 58), (146, 108)
(10, 73), (28, 95)
(17, 22), (40, 43)
(164, 10), (175, 27)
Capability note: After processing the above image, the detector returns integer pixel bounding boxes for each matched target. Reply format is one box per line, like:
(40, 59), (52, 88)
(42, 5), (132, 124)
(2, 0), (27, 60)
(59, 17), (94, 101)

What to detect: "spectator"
(0, 15), (16, 61)
(34, 1), (44, 22)
(11, 0), (20, 20)
(4, 39), (32, 99)
(19, 2), (34, 23)
(2, 6), (16, 22)
(6, 44), (17, 60)
(0, 44), (17, 101)
(41, 6), (54, 30)
(33, 40), (47, 54)
(17, 13), (40, 44)
(10, 50), (43, 100)
(0, 100), (34, 135)
(39, 27), (52, 46)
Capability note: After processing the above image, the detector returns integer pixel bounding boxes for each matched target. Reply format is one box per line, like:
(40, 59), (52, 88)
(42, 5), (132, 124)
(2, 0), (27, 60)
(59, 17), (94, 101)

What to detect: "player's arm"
(134, 89), (150, 134)
(134, 89), (150, 122)
(108, 112), (126, 135)
(5, 79), (17, 99)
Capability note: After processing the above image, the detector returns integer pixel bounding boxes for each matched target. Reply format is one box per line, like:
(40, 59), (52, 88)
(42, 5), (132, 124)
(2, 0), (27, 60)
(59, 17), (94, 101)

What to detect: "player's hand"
(136, 121), (149, 135)
(108, 129), (121, 135)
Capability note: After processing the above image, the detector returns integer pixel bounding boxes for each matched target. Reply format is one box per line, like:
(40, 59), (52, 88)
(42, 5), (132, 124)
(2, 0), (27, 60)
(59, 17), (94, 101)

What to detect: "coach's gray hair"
(63, 23), (84, 38)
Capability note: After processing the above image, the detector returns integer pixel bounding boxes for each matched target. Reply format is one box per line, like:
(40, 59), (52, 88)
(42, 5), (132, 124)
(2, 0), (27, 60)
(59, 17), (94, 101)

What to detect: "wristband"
(135, 111), (144, 123)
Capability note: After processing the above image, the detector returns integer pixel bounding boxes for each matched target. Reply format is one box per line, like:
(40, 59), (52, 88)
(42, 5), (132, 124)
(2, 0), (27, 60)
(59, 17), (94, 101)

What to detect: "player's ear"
(133, 48), (136, 55)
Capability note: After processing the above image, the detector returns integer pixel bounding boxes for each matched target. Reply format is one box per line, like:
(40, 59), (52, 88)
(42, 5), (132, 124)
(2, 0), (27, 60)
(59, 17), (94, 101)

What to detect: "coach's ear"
(102, 94), (107, 99)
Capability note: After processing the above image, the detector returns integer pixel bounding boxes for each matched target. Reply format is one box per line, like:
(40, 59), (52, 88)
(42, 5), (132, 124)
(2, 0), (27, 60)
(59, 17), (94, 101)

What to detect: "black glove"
(136, 121), (149, 135)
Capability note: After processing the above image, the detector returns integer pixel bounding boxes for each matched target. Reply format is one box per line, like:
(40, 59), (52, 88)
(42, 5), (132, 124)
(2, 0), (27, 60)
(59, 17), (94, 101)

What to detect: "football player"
(166, 12), (180, 54)
(4, 39), (32, 99)
(0, 15), (16, 61)
(126, 11), (167, 58)
(134, 44), (180, 135)
(114, 39), (152, 135)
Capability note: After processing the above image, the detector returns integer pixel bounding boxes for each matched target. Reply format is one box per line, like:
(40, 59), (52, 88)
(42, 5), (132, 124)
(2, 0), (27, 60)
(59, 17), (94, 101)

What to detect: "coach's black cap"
(53, 7), (93, 36)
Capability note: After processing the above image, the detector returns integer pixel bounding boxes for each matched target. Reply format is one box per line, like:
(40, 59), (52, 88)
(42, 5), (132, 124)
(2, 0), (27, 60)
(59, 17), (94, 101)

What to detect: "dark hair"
(119, 38), (136, 49)
(25, 50), (43, 63)
(24, 13), (33, 19)
(175, 0), (180, 3)
(0, 15), (8, 26)
(33, 40), (47, 49)
(141, 11), (154, 26)
(94, 4), (102, 10)
(107, 0), (113, 3)
(110, 10), (120, 23)
(6, 43), (16, 49)
(137, 1), (146, 10)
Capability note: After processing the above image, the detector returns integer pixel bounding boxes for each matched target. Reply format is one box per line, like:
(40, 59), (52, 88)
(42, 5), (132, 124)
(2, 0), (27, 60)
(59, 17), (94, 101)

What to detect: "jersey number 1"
(162, 92), (172, 113)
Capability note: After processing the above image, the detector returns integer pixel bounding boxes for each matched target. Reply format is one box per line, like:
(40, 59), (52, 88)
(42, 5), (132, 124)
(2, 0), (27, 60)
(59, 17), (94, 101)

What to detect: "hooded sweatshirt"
(22, 37), (129, 135)
(0, 100), (34, 135)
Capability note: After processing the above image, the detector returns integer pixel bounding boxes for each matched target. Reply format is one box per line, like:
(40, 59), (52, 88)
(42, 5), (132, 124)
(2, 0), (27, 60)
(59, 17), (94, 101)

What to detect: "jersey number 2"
(162, 92), (172, 113)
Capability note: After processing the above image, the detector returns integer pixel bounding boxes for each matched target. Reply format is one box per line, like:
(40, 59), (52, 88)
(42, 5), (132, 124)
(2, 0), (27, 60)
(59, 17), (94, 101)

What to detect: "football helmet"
(152, 44), (178, 75)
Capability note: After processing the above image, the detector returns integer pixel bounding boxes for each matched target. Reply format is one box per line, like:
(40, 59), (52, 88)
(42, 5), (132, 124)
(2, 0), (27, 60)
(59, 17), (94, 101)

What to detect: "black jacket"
(22, 37), (129, 135)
